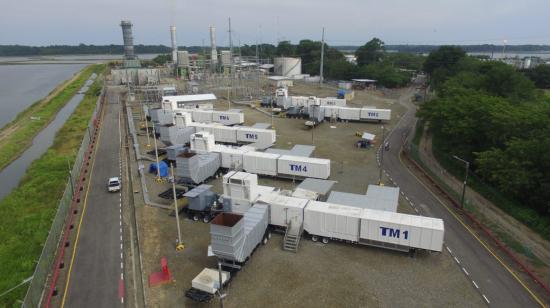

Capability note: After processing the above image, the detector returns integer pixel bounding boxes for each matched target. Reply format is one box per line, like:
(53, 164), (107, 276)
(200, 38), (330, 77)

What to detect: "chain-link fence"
(21, 85), (105, 308)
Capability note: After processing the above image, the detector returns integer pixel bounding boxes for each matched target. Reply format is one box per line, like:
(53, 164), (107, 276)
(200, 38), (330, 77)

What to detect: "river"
(0, 74), (96, 201)
(0, 64), (86, 129)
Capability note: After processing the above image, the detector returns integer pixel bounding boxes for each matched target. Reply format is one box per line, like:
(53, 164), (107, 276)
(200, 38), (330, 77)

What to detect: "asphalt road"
(61, 91), (124, 307)
(381, 84), (541, 307)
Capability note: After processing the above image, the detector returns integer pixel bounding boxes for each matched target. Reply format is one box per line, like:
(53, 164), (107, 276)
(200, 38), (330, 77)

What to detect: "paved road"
(61, 90), (124, 307)
(380, 84), (541, 307)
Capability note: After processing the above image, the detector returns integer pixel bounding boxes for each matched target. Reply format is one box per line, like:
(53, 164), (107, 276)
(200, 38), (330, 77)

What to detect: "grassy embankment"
(0, 64), (106, 306)
(0, 64), (103, 172)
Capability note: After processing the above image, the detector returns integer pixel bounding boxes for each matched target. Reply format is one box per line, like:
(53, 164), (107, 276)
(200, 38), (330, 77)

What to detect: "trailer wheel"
(193, 215), (199, 221)
(311, 235), (318, 242)
(202, 216), (210, 223)
(322, 237), (329, 244)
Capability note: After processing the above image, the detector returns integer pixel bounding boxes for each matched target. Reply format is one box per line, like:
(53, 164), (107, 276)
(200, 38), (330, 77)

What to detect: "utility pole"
(453, 155), (470, 209)
(228, 17), (234, 98)
(171, 163), (185, 251)
(378, 125), (385, 186)
(256, 40), (260, 98)
(319, 27), (325, 86)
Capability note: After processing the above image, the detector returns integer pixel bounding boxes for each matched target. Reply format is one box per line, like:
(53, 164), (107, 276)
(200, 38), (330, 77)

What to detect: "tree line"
(419, 46), (550, 236)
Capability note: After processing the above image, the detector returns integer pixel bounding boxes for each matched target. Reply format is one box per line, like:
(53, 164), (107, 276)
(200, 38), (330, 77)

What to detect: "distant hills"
(2, 44), (550, 56)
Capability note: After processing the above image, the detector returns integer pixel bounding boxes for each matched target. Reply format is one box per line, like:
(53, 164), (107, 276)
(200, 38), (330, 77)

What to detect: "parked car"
(107, 177), (121, 192)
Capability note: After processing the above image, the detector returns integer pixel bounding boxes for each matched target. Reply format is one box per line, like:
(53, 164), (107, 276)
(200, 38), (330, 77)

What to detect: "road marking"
(483, 295), (490, 304)
(400, 191), (404, 196)
(462, 267), (469, 276)
(446, 247), (452, 254)
(454, 257), (460, 264)
(405, 196), (409, 201)
(60, 97), (106, 308)
(398, 147), (546, 307)
(473, 281), (479, 289)
(121, 262), (123, 269)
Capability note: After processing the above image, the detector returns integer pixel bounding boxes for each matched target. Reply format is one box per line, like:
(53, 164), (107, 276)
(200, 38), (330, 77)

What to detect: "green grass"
(0, 64), (103, 172)
(0, 65), (105, 307)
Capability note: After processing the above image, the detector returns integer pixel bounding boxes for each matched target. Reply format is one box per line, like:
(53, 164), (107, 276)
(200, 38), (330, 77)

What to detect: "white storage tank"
(212, 110), (244, 125)
(360, 108), (391, 121)
(177, 50), (190, 67)
(338, 107), (361, 121)
(303, 201), (363, 242)
(236, 127), (276, 145)
(274, 57), (302, 77)
(242, 151), (280, 176)
(256, 192), (309, 228)
(359, 209), (444, 252)
(277, 155), (331, 179)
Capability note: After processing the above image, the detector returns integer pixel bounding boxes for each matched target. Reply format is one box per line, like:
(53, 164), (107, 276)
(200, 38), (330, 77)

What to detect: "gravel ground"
(131, 82), (484, 307)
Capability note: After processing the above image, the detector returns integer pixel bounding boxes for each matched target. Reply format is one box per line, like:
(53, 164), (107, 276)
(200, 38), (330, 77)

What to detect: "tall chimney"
(210, 26), (218, 66)
(120, 20), (136, 60)
(170, 25), (177, 63)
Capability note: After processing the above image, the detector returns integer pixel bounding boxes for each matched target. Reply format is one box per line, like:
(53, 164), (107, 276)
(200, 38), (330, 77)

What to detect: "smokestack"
(120, 20), (136, 60)
(170, 25), (177, 63)
(210, 26), (218, 66)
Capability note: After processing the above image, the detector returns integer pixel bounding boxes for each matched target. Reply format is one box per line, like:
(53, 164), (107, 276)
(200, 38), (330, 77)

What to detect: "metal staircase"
(283, 221), (302, 253)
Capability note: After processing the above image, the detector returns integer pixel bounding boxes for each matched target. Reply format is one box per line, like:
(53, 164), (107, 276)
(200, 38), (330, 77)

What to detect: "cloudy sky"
(1, 0), (548, 46)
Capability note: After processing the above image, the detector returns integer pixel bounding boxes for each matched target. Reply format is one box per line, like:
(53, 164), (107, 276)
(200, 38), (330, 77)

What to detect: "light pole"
(217, 260), (225, 308)
(378, 125), (385, 185)
(152, 124), (160, 181)
(453, 155), (470, 209)
(170, 163), (184, 251)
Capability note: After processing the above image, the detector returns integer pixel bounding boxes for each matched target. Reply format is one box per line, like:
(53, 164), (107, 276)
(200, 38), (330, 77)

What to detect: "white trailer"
(338, 107), (361, 121)
(360, 107), (391, 122)
(242, 151), (280, 176)
(209, 125), (238, 144)
(212, 110), (244, 125)
(192, 110), (214, 123)
(236, 127), (276, 145)
(277, 155), (331, 179)
(322, 106), (340, 119)
(212, 145), (253, 169)
(303, 201), (363, 243)
(319, 97), (346, 107)
(256, 193), (309, 228)
(359, 209), (444, 252)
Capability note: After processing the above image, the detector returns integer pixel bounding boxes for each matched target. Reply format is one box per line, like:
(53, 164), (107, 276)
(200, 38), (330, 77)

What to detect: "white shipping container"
(212, 145), (253, 169)
(174, 112), (193, 128)
(322, 106), (340, 118)
(277, 155), (331, 179)
(338, 107), (361, 121)
(242, 151), (280, 176)
(256, 193), (309, 228)
(210, 125), (238, 144)
(319, 97), (346, 107)
(236, 127), (276, 144)
(360, 108), (391, 121)
(212, 110), (244, 125)
(291, 96), (309, 107)
(190, 122), (213, 135)
(360, 209), (444, 252)
(303, 201), (362, 242)
(192, 110), (213, 123)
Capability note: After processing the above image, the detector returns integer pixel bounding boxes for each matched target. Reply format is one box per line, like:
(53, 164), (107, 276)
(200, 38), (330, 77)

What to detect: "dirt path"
(419, 126), (550, 269)
(0, 69), (84, 143)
